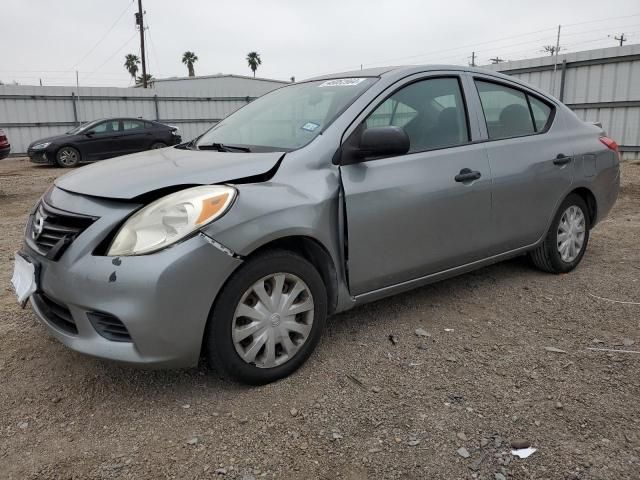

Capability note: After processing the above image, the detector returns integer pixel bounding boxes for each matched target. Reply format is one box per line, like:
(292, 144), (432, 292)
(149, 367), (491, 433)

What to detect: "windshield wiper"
(199, 142), (251, 153)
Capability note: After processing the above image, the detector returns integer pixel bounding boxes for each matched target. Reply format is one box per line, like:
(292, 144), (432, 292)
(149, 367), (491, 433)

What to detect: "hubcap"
(59, 148), (77, 165)
(232, 273), (314, 369)
(557, 205), (586, 263)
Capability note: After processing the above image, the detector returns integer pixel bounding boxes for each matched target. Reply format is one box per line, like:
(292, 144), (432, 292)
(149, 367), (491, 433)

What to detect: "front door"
(81, 119), (121, 160)
(340, 75), (493, 296)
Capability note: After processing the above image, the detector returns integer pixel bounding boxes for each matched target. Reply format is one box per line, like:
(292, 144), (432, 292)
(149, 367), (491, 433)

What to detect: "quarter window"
(528, 95), (552, 131)
(364, 77), (469, 152)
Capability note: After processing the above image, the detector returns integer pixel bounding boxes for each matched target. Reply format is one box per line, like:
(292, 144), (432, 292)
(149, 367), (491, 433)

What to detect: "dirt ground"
(0, 157), (639, 480)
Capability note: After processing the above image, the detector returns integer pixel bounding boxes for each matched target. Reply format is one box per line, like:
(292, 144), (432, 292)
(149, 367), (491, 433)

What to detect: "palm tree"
(542, 45), (562, 56)
(135, 73), (154, 87)
(246, 51), (262, 77)
(124, 54), (140, 81)
(182, 51), (198, 77)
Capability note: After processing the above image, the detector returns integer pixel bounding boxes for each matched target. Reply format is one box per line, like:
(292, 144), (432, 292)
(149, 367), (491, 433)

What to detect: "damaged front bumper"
(23, 187), (242, 368)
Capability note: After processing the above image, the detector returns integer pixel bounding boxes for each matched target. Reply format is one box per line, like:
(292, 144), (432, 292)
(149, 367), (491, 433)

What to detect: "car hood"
(54, 147), (284, 200)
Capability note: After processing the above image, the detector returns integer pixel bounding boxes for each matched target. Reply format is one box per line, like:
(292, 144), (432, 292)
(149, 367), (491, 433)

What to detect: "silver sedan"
(12, 65), (620, 384)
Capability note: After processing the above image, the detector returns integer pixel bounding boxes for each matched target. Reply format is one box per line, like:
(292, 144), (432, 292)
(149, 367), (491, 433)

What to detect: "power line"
(83, 31), (138, 79)
(69, 0), (134, 70)
(356, 13), (640, 70)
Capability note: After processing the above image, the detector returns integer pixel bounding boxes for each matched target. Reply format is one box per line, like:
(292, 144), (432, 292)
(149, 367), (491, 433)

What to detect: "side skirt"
(351, 243), (536, 306)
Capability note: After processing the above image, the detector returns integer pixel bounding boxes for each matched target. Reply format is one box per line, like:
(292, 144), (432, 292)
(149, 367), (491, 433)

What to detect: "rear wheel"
(529, 193), (590, 273)
(150, 142), (166, 149)
(206, 250), (327, 385)
(56, 146), (81, 168)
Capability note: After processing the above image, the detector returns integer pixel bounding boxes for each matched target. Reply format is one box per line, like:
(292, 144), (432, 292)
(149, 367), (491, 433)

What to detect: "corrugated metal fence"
(484, 43), (640, 160)
(0, 84), (256, 154)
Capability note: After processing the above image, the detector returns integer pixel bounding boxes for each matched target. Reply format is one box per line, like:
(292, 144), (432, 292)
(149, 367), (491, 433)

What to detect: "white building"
(150, 73), (289, 96)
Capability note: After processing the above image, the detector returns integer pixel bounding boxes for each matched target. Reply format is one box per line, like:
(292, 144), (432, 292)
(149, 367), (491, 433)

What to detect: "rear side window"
(475, 80), (554, 140)
(122, 120), (145, 131)
(365, 77), (469, 152)
(475, 81), (534, 139)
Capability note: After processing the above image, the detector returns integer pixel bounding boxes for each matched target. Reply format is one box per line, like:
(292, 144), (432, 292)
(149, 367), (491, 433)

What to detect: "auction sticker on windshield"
(301, 122), (320, 132)
(319, 78), (366, 87)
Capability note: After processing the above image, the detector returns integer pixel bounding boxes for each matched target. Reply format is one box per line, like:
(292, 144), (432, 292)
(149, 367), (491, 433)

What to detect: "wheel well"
(248, 236), (339, 314)
(570, 187), (597, 227)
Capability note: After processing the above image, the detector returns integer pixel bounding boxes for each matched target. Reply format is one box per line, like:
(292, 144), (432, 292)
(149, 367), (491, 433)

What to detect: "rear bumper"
(0, 145), (10, 159)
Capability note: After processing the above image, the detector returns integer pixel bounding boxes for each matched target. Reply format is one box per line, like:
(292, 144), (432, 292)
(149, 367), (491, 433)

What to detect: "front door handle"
(455, 168), (482, 183)
(553, 153), (572, 166)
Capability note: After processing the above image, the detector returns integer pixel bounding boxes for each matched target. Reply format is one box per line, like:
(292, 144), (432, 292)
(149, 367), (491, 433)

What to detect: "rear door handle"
(553, 154), (572, 166)
(455, 168), (482, 183)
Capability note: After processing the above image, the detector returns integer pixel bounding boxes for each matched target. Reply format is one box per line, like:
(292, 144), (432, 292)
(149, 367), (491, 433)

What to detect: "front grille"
(87, 312), (132, 342)
(26, 201), (96, 260)
(32, 293), (78, 335)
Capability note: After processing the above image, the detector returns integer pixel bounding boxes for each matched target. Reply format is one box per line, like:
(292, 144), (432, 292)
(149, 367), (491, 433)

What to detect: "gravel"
(1, 158), (640, 479)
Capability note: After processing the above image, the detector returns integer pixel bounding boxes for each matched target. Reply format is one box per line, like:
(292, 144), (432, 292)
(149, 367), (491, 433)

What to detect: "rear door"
(119, 119), (151, 154)
(340, 73), (493, 296)
(471, 76), (573, 253)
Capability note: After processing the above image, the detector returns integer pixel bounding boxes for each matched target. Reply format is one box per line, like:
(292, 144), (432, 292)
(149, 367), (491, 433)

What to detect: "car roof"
(305, 64), (557, 104)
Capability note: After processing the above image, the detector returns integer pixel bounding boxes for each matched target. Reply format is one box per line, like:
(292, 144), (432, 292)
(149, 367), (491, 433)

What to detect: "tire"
(206, 250), (327, 385)
(529, 193), (590, 274)
(150, 142), (166, 150)
(56, 146), (81, 168)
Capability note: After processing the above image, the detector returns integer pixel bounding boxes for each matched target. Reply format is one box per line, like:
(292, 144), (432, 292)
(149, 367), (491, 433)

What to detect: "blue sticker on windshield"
(301, 122), (320, 132)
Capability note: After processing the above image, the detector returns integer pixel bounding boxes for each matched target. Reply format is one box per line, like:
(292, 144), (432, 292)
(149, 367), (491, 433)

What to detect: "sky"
(2, 0), (640, 87)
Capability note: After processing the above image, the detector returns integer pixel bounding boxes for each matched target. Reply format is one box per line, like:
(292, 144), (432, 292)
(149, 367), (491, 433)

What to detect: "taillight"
(599, 136), (620, 162)
(599, 136), (618, 152)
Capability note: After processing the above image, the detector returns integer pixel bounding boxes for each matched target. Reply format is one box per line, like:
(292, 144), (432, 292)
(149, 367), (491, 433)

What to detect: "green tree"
(124, 54), (140, 80)
(246, 51), (262, 77)
(182, 51), (198, 77)
(135, 73), (154, 87)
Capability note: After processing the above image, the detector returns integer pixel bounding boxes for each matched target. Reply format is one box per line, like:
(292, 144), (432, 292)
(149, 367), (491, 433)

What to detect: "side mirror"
(342, 126), (410, 165)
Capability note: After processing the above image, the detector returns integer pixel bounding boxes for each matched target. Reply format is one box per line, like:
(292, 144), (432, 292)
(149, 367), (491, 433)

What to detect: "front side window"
(475, 80), (543, 139)
(92, 120), (120, 134)
(196, 78), (377, 151)
(364, 77), (469, 152)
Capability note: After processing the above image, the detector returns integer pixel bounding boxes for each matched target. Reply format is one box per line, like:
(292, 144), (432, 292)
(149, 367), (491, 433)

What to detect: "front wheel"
(56, 146), (81, 168)
(529, 193), (590, 273)
(206, 250), (327, 385)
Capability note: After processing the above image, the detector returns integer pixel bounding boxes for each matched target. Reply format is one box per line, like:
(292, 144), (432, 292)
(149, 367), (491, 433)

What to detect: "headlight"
(32, 142), (51, 150)
(107, 185), (236, 256)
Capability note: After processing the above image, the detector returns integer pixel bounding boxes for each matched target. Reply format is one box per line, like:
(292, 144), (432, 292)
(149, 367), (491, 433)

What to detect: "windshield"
(195, 77), (377, 151)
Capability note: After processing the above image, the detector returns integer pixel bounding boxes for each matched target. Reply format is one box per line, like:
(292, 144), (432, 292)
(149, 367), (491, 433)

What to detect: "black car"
(27, 118), (182, 167)
(0, 129), (10, 159)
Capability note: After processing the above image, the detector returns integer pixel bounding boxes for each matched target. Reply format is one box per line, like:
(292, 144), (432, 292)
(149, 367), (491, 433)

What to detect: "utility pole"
(551, 25), (561, 96)
(489, 57), (504, 64)
(614, 33), (627, 46)
(75, 70), (81, 123)
(469, 52), (476, 67)
(135, 0), (147, 88)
